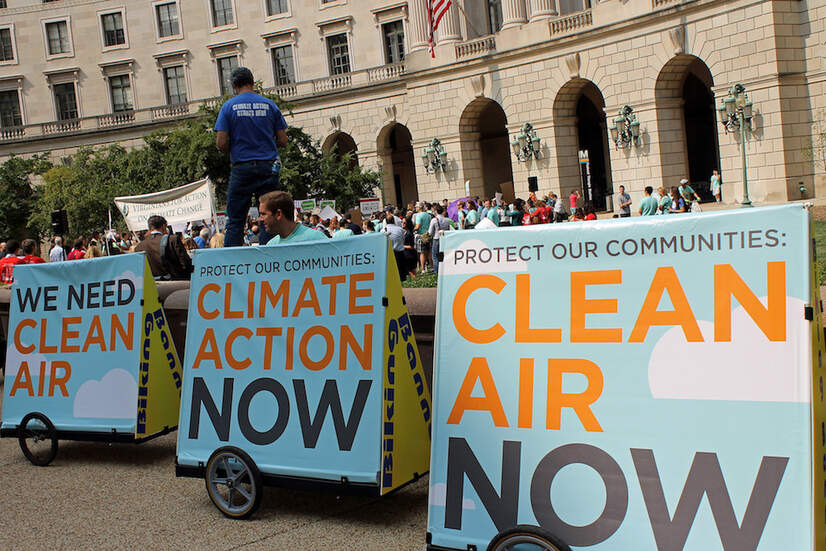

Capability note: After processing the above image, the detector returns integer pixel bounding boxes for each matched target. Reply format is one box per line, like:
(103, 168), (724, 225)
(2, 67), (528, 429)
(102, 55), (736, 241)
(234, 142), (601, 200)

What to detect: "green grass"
(815, 220), (826, 286)
(402, 271), (438, 288)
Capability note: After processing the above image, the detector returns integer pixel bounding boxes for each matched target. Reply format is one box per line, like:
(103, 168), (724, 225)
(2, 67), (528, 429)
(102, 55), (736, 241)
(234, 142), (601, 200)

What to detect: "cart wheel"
(18, 412), (58, 467)
(205, 447), (262, 519)
(488, 525), (571, 551)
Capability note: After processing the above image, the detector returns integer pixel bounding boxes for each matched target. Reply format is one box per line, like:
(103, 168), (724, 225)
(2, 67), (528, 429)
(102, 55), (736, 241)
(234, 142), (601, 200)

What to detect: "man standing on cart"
(215, 67), (288, 247)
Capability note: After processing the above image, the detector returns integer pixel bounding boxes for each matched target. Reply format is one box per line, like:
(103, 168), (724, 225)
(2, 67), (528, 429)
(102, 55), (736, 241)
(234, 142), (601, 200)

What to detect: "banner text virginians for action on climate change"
(452, 228), (784, 265)
(9, 278), (137, 398)
(199, 252), (376, 278)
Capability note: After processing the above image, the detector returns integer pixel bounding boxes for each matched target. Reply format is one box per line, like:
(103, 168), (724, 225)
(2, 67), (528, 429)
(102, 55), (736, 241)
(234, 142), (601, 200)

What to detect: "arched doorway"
(377, 123), (418, 207)
(656, 56), (720, 199)
(323, 131), (359, 169)
(459, 98), (514, 199)
(553, 79), (612, 211)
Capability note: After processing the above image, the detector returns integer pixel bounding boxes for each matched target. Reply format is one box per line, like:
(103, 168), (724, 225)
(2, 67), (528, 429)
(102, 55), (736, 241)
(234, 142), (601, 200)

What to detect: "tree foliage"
(18, 90), (379, 238)
(0, 154), (52, 241)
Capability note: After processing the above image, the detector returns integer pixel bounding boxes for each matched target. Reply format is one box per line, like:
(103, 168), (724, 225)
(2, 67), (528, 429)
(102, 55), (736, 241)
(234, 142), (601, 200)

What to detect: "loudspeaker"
(51, 209), (68, 235)
(528, 176), (538, 192)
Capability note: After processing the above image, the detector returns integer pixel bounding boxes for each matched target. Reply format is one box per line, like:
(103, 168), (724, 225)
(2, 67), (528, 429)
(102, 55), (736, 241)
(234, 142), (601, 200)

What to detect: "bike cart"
(1, 254), (182, 466)
(175, 232), (432, 518)
(427, 204), (826, 550)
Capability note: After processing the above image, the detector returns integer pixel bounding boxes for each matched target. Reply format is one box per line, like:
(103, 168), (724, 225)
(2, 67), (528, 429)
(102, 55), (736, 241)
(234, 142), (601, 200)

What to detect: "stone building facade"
(0, 0), (823, 210)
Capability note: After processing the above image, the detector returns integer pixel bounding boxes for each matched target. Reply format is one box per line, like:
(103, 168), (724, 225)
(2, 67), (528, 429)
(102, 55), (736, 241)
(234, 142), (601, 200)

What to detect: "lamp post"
(510, 122), (541, 161)
(608, 105), (641, 149)
(422, 137), (448, 173)
(717, 83), (755, 208)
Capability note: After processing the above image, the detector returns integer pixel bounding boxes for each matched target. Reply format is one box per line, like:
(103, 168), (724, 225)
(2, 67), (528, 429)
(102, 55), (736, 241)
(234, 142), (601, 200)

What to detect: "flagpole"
(455, 1), (483, 39)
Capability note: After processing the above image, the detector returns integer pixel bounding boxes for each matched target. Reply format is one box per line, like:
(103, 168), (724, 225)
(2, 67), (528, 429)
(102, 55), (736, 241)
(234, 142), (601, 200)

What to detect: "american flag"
(428, 0), (452, 57)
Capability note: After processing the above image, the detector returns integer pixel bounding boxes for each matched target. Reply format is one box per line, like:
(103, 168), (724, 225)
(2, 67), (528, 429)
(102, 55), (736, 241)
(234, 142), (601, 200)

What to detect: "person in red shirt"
(569, 189), (581, 211)
(0, 239), (25, 284)
(583, 202), (597, 221)
(67, 238), (86, 260)
(20, 239), (45, 264)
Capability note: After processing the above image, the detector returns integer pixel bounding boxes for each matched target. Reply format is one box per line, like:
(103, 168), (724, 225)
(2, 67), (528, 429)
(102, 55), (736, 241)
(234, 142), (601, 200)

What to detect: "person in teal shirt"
(657, 187), (671, 215)
(638, 186), (659, 216)
(259, 190), (328, 245)
(465, 202), (479, 228)
(413, 203), (433, 272)
(486, 201), (502, 226)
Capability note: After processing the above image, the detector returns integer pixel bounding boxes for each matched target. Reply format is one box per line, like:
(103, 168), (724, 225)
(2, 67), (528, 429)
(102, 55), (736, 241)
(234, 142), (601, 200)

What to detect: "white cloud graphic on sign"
(441, 239), (528, 275)
(73, 369), (138, 419)
(429, 482), (477, 510)
(648, 297), (810, 402)
(117, 269), (143, 291)
(3, 349), (47, 378)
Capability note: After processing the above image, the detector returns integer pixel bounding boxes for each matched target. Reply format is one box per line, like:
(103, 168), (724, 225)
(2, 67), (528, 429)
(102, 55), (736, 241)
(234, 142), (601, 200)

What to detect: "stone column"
(502, 0), (528, 30)
(408, 0), (429, 52)
(529, 0), (558, 22)
(437, 3), (462, 43)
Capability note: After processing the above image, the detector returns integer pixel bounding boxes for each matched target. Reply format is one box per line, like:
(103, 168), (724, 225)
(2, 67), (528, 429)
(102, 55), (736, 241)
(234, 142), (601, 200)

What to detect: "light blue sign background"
(177, 233), (388, 483)
(2, 254), (145, 433)
(428, 205), (813, 550)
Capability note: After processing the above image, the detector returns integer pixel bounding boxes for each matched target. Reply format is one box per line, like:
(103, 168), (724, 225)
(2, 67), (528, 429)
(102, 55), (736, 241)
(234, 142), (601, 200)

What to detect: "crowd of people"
(0, 175), (709, 285)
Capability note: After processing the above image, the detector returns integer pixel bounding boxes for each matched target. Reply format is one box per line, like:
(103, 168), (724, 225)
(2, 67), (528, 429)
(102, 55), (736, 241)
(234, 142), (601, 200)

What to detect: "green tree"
(0, 154), (52, 240)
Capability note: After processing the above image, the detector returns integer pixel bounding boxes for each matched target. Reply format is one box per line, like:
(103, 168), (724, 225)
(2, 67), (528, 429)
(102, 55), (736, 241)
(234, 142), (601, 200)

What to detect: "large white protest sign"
(115, 179), (215, 233)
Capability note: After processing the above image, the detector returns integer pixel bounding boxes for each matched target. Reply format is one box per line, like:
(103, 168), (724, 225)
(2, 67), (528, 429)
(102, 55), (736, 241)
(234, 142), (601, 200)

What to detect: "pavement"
(0, 380), (429, 551)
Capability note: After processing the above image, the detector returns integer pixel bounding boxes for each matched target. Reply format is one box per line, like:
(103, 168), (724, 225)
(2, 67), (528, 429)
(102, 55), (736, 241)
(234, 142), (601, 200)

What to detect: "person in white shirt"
(49, 236), (67, 262)
(428, 205), (453, 274)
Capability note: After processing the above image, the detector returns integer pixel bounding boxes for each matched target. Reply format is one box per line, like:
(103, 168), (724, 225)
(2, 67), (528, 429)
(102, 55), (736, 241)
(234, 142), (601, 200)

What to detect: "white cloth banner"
(114, 179), (215, 233)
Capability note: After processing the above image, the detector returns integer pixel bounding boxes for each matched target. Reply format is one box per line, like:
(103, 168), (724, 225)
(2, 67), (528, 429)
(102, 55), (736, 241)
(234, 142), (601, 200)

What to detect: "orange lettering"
(349, 273), (374, 314)
(256, 327), (283, 370)
(446, 357), (509, 427)
(225, 327), (253, 370)
(322, 275), (346, 315)
(293, 278), (322, 317)
(629, 267), (702, 342)
(340, 324), (372, 370)
(224, 283), (243, 319)
(193, 328), (222, 369)
(714, 262), (786, 342)
(197, 283), (220, 320)
(39, 318), (57, 354)
(299, 326), (334, 370)
(110, 312), (134, 351)
(81, 316), (106, 353)
(10, 361), (33, 397)
(260, 280), (290, 317)
(453, 275), (506, 344)
(547, 358), (603, 432)
(13, 318), (36, 354)
(515, 274), (561, 343)
(570, 270), (622, 343)
(61, 316), (81, 353)
(518, 358), (534, 429)
(48, 361), (71, 397)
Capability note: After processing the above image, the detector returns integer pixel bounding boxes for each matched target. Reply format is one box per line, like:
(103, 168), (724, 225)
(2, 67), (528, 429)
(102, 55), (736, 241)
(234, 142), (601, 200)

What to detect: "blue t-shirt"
(266, 223), (328, 245)
(214, 92), (288, 163)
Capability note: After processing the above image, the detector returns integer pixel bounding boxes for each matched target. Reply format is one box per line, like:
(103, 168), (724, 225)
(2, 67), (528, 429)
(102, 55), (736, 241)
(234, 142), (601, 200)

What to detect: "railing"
(456, 36), (496, 59)
(367, 62), (405, 83)
(269, 83), (298, 98)
(312, 74), (352, 93)
(652, 0), (680, 7)
(98, 111), (135, 128)
(42, 119), (80, 134)
(152, 102), (190, 120)
(0, 126), (24, 139)
(550, 10), (592, 35)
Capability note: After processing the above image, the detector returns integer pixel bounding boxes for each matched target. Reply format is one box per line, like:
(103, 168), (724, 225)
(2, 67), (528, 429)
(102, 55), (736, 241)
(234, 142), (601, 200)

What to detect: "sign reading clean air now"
(427, 205), (826, 550)
(115, 179), (215, 233)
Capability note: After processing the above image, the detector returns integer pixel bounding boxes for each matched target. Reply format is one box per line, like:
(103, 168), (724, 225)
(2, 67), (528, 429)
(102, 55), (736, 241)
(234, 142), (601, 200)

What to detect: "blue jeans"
(225, 160), (280, 247)
(431, 238), (441, 274)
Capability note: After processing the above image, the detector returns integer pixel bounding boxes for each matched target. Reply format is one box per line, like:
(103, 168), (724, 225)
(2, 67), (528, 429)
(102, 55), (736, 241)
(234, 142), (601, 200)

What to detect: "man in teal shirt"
(259, 190), (327, 245)
(638, 186), (659, 216)
(413, 202), (432, 273)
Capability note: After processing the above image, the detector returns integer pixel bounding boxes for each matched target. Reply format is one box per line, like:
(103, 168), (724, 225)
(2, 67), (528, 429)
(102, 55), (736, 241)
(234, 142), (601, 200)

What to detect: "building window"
(211, 0), (234, 27)
(326, 33), (350, 75)
(53, 82), (78, 120)
(164, 65), (187, 104)
(101, 12), (125, 47)
(109, 75), (133, 112)
(488, 0), (503, 33)
(382, 21), (404, 64)
(45, 21), (70, 55)
(271, 45), (295, 85)
(156, 2), (180, 38)
(0, 2), (7, 10)
(0, 90), (21, 127)
(0, 28), (13, 61)
(266, 0), (287, 16)
(217, 56), (238, 96)
(558, 0), (590, 15)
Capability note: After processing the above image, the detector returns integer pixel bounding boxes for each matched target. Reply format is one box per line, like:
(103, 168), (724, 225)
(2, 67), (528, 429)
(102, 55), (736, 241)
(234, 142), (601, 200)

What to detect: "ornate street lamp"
(717, 83), (755, 207)
(608, 105), (641, 149)
(422, 137), (448, 173)
(511, 122), (542, 161)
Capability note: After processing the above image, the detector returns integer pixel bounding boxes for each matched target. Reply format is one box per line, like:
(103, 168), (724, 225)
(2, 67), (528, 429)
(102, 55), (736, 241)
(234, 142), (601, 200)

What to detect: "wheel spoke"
(235, 485), (251, 501)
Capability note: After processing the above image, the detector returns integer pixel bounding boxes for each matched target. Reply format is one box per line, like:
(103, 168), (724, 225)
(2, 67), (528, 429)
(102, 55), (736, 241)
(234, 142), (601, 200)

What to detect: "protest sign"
(299, 199), (317, 211)
(427, 205), (825, 550)
(320, 200), (336, 210)
(360, 198), (380, 215)
(115, 179), (215, 233)
(1, 254), (182, 445)
(176, 233), (431, 504)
